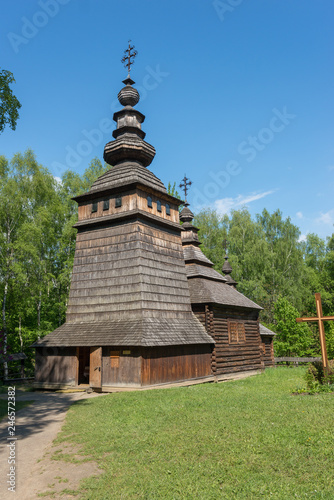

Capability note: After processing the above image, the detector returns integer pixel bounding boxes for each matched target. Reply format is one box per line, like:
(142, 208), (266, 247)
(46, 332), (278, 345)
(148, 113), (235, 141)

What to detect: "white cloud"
(54, 176), (62, 185)
(296, 211), (303, 219)
(298, 234), (307, 242)
(316, 210), (334, 225)
(214, 190), (275, 215)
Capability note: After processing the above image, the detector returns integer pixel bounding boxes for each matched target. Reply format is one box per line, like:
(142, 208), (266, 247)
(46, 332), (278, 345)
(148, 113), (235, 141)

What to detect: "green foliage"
(305, 360), (334, 393)
(167, 181), (181, 199)
(0, 69), (21, 133)
(55, 368), (334, 499)
(273, 296), (316, 357)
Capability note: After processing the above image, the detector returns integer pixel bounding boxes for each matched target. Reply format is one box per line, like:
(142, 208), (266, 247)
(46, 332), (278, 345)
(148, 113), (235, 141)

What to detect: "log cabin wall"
(102, 347), (141, 387)
(141, 345), (212, 386)
(261, 336), (275, 367)
(35, 347), (77, 385)
(192, 305), (262, 375)
(212, 306), (262, 374)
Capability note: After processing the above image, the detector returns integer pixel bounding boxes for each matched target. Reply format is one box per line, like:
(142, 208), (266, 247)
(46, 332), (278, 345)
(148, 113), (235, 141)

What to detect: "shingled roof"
(33, 317), (214, 347)
(259, 323), (276, 336)
(89, 161), (167, 196)
(187, 278), (262, 310)
(180, 203), (262, 311)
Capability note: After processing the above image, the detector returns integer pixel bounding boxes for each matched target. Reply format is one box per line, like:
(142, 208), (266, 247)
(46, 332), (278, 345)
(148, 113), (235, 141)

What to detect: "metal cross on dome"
(179, 175), (192, 203)
(121, 40), (138, 76)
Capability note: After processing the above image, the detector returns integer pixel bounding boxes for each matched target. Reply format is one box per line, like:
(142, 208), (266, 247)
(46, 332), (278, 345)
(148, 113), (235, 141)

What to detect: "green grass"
(55, 367), (334, 499)
(0, 399), (33, 420)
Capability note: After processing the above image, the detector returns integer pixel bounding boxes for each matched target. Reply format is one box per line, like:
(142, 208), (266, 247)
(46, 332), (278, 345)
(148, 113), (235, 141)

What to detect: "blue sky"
(1, 0), (334, 240)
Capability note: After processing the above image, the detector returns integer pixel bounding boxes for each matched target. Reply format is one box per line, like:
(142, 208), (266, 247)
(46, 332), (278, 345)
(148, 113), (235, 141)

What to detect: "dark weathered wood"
(102, 347), (141, 386)
(193, 305), (263, 376)
(65, 220), (195, 324)
(275, 357), (321, 364)
(35, 347), (76, 385)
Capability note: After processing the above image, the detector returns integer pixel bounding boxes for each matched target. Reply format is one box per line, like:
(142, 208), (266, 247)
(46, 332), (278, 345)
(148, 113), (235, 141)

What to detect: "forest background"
(1, 151), (334, 377)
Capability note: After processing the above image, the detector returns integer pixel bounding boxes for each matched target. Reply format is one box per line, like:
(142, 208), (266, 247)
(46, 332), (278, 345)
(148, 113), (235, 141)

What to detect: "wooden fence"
(275, 357), (321, 366)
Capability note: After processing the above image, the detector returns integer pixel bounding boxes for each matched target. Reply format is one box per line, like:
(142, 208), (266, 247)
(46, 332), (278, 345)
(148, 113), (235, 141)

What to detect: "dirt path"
(0, 390), (106, 499)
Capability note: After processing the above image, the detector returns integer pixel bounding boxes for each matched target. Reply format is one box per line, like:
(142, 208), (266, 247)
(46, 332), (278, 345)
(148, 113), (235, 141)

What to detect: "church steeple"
(222, 240), (237, 287)
(104, 43), (156, 168)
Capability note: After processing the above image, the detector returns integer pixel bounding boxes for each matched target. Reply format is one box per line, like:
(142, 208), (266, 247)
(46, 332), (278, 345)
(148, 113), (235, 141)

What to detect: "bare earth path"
(0, 390), (106, 499)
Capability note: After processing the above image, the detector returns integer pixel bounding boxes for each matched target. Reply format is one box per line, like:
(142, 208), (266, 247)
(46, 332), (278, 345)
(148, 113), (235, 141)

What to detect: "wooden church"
(33, 50), (275, 390)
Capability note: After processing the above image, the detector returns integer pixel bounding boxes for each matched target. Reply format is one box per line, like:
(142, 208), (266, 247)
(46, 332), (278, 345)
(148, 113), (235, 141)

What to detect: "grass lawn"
(55, 367), (334, 499)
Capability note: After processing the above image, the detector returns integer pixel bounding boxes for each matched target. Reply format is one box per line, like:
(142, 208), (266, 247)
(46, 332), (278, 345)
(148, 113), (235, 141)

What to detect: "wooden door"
(90, 347), (102, 389)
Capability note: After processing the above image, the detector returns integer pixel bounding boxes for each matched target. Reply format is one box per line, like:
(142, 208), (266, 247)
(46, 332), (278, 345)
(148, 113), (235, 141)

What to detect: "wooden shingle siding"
(83, 162), (168, 197)
(66, 219), (194, 323)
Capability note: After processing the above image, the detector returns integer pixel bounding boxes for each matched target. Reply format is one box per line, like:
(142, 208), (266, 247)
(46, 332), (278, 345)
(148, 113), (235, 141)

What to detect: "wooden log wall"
(35, 347), (77, 384)
(141, 345), (212, 386)
(261, 336), (275, 367)
(192, 305), (262, 375)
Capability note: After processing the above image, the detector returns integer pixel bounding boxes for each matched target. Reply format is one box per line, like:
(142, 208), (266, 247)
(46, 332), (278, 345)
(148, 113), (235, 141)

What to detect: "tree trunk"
(2, 283), (8, 379)
(37, 289), (42, 340)
(18, 315), (23, 351)
(58, 285), (62, 327)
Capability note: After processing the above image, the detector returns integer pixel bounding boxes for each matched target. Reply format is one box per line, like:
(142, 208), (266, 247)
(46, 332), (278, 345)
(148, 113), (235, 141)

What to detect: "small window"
(166, 203), (170, 216)
(115, 196), (122, 208)
(103, 199), (109, 211)
(228, 321), (246, 344)
(157, 200), (162, 212)
(147, 195), (152, 208)
(92, 201), (98, 213)
(110, 350), (120, 368)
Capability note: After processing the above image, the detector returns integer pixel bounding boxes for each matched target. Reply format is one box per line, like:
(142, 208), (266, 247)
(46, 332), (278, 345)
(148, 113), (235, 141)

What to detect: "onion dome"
(104, 77), (156, 167)
(179, 204), (194, 224)
(222, 254), (237, 287)
(117, 77), (140, 107)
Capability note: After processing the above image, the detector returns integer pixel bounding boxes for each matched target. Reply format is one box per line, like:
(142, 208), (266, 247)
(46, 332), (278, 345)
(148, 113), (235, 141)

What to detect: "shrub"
(305, 360), (334, 393)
